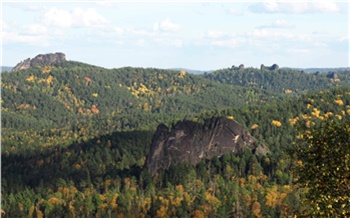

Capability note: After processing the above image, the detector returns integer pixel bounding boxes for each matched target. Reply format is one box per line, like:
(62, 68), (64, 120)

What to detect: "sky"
(1, 1), (349, 71)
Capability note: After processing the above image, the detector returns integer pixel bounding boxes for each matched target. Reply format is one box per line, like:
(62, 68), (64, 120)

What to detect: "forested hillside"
(1, 61), (279, 131)
(1, 59), (350, 217)
(204, 66), (350, 94)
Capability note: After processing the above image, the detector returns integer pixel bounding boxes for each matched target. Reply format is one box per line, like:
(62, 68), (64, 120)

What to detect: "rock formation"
(145, 117), (266, 175)
(327, 72), (339, 79)
(231, 64), (245, 70)
(12, 52), (66, 71)
(260, 63), (279, 71)
(239, 64), (245, 70)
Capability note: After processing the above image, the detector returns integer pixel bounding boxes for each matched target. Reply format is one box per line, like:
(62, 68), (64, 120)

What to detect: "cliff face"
(146, 117), (265, 175)
(12, 52), (66, 71)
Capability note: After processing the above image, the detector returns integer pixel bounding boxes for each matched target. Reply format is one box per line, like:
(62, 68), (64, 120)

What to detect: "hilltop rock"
(327, 72), (339, 79)
(145, 117), (266, 175)
(261, 63), (279, 71)
(231, 64), (245, 71)
(12, 52), (66, 71)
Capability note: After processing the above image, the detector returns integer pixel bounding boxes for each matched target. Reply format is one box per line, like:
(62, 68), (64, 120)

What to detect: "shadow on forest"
(2, 129), (154, 192)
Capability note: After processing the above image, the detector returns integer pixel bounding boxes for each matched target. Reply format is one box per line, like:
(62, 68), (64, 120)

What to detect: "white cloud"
(41, 8), (72, 28)
(211, 38), (245, 48)
(226, 8), (243, 16)
(114, 27), (124, 35)
(2, 20), (49, 46)
(153, 18), (181, 32)
(338, 35), (350, 41)
(72, 8), (110, 27)
(154, 38), (183, 47)
(250, 2), (341, 14)
(41, 7), (110, 28)
(128, 28), (154, 37)
(246, 29), (312, 42)
(288, 49), (310, 55)
(25, 23), (48, 35)
(2, 30), (49, 46)
(258, 19), (294, 29)
(206, 30), (224, 38)
(135, 39), (145, 46)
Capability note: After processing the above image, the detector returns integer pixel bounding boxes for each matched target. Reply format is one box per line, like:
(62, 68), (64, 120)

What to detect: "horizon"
(2, 1), (349, 71)
(2, 51), (350, 71)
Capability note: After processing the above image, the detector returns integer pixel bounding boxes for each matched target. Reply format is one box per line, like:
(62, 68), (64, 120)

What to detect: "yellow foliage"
(192, 210), (205, 218)
(26, 75), (35, 82)
(271, 120), (282, 127)
(91, 105), (99, 114)
(46, 75), (54, 84)
(48, 197), (62, 205)
(251, 124), (259, 130)
(178, 70), (186, 78)
(334, 99), (344, 106)
(311, 108), (321, 118)
(265, 186), (279, 208)
(92, 93), (98, 97)
(28, 206), (35, 217)
(252, 201), (262, 218)
(74, 163), (81, 170)
(289, 117), (299, 126)
(335, 115), (342, 120)
(227, 116), (234, 120)
(69, 204), (76, 217)
(324, 112), (333, 118)
(205, 191), (221, 209)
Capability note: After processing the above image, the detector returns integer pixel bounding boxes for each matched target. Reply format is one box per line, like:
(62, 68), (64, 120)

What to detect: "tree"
(291, 119), (350, 216)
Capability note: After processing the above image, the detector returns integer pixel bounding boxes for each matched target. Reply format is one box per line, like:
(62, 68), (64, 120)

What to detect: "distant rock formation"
(12, 52), (66, 71)
(327, 72), (339, 79)
(231, 64), (245, 71)
(239, 64), (245, 70)
(261, 63), (279, 71)
(145, 117), (267, 175)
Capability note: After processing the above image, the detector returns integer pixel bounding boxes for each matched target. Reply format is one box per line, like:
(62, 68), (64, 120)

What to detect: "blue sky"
(2, 1), (349, 70)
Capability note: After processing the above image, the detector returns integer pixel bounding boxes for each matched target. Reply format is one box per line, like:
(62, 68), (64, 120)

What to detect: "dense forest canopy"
(1, 59), (350, 217)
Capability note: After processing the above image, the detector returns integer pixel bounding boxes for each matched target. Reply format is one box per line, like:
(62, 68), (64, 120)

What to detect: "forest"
(1, 60), (350, 217)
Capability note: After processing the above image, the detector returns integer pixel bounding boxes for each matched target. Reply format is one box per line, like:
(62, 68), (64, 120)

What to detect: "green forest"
(1, 60), (350, 217)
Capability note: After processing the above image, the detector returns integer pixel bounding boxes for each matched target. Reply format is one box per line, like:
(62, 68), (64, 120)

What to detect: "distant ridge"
(1, 66), (13, 72)
(291, 67), (350, 73)
(170, 68), (213, 74)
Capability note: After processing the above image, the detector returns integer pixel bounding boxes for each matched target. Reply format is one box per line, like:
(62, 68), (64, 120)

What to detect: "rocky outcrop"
(261, 64), (279, 71)
(12, 52), (66, 71)
(145, 117), (266, 175)
(327, 72), (339, 79)
(231, 64), (245, 71)
(239, 64), (245, 70)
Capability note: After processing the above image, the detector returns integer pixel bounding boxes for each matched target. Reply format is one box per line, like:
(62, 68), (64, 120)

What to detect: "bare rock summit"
(12, 52), (66, 71)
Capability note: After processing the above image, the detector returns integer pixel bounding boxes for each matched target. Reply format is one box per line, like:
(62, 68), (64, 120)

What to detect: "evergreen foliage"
(2, 62), (350, 217)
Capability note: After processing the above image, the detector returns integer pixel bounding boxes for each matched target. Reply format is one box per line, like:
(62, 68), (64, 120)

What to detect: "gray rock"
(145, 117), (265, 175)
(12, 52), (66, 71)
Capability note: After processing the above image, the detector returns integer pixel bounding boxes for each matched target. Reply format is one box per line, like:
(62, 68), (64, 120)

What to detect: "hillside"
(203, 66), (350, 94)
(1, 54), (350, 217)
(1, 59), (279, 132)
